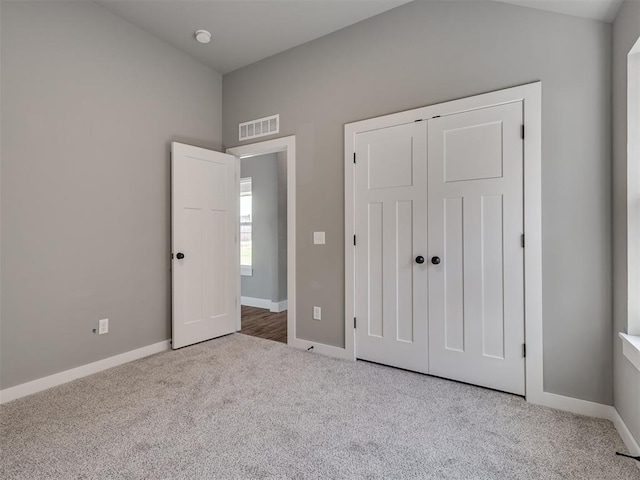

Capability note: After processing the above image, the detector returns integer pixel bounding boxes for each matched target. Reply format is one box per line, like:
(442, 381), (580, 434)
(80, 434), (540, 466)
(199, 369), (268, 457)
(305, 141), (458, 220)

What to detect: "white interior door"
(172, 142), (239, 349)
(427, 102), (525, 395)
(354, 122), (429, 373)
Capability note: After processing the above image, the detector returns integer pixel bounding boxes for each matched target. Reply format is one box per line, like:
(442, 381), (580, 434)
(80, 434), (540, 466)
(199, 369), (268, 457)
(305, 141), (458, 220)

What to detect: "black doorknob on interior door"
(431, 256), (441, 265)
(176, 252), (185, 260)
(415, 256), (425, 264)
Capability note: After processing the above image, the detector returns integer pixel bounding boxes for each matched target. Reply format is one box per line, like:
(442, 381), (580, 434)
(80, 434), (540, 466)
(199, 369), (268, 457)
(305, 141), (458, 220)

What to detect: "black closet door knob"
(176, 252), (185, 260)
(415, 256), (425, 264)
(431, 256), (441, 265)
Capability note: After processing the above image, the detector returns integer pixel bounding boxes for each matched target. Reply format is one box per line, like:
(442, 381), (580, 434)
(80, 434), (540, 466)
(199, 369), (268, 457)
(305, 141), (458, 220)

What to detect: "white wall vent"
(239, 114), (279, 141)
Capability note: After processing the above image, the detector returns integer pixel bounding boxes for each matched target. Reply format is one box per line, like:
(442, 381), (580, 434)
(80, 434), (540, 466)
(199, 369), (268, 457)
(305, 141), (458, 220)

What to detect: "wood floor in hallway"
(240, 306), (287, 343)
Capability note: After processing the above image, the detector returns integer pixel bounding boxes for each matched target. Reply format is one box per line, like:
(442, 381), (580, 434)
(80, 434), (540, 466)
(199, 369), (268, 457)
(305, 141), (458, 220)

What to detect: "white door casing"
(171, 142), (239, 349)
(226, 136), (301, 351)
(354, 122), (429, 373)
(427, 102), (525, 395)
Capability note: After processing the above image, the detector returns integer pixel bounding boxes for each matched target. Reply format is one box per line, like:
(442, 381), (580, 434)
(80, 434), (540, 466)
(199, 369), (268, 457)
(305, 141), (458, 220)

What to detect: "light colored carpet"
(1, 333), (638, 479)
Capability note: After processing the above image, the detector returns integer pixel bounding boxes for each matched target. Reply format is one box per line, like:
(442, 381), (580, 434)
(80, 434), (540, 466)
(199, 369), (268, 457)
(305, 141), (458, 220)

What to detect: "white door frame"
(345, 82), (544, 403)
(227, 136), (296, 346)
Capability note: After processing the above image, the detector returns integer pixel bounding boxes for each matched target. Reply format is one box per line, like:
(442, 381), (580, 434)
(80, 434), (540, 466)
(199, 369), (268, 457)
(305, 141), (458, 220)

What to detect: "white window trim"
(621, 37), (640, 371)
(620, 333), (640, 372)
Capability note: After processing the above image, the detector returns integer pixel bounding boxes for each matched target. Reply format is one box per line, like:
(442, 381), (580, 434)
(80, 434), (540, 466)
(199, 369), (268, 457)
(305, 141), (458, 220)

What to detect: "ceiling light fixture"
(195, 30), (211, 44)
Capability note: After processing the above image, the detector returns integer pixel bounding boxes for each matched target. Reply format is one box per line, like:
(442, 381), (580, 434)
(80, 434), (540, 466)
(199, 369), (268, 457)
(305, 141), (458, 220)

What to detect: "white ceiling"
(96, 0), (624, 75)
(96, 0), (413, 74)
(497, 0), (623, 23)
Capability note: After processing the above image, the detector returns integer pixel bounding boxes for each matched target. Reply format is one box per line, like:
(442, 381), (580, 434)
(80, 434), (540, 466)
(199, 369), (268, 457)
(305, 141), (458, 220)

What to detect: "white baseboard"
(528, 391), (614, 419)
(289, 337), (353, 360)
(271, 300), (288, 313)
(610, 408), (640, 469)
(529, 391), (639, 468)
(0, 340), (170, 404)
(241, 296), (271, 309)
(241, 296), (288, 313)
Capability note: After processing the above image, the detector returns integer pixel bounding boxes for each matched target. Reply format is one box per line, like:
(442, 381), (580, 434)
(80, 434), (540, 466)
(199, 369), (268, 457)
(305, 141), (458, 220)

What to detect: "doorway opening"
(227, 136), (296, 346)
(238, 153), (287, 343)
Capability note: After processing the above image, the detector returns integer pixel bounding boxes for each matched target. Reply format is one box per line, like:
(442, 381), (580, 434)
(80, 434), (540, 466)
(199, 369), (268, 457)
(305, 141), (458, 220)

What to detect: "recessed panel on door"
(443, 196), (464, 353)
(368, 202), (384, 338)
(428, 102), (525, 395)
(367, 133), (414, 189)
(204, 209), (228, 319)
(481, 194), (506, 359)
(183, 208), (204, 326)
(396, 201), (414, 343)
(354, 122), (429, 373)
(444, 121), (504, 183)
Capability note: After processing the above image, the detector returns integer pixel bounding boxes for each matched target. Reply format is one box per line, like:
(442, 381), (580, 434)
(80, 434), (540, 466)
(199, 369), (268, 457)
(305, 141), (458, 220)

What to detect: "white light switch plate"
(313, 306), (321, 320)
(98, 318), (109, 335)
(313, 232), (325, 245)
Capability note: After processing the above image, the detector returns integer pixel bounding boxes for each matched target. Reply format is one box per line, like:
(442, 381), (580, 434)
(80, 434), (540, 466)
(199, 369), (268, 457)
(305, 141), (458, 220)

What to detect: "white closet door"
(171, 142), (239, 349)
(354, 122), (429, 373)
(427, 102), (525, 395)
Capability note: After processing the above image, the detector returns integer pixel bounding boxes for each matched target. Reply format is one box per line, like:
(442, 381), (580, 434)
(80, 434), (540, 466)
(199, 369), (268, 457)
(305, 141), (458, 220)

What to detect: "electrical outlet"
(313, 306), (321, 320)
(313, 232), (325, 245)
(98, 318), (109, 335)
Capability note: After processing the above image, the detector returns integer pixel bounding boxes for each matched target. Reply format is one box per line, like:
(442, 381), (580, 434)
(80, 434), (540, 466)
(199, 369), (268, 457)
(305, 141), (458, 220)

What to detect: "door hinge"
(354, 235), (356, 246)
(354, 317), (357, 329)
(521, 234), (525, 248)
(353, 152), (356, 164)
(522, 344), (527, 358)
(521, 125), (525, 139)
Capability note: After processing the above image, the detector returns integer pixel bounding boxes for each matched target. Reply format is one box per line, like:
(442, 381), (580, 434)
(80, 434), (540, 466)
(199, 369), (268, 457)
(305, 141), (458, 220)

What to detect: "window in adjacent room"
(240, 177), (253, 276)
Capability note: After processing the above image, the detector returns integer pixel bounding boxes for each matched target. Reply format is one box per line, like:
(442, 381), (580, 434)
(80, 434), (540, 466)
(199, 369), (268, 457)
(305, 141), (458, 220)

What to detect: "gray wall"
(223, 0), (613, 404)
(612, 0), (640, 445)
(0, 1), (222, 389)
(276, 152), (288, 303)
(241, 153), (287, 303)
(0, 0), (3, 387)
